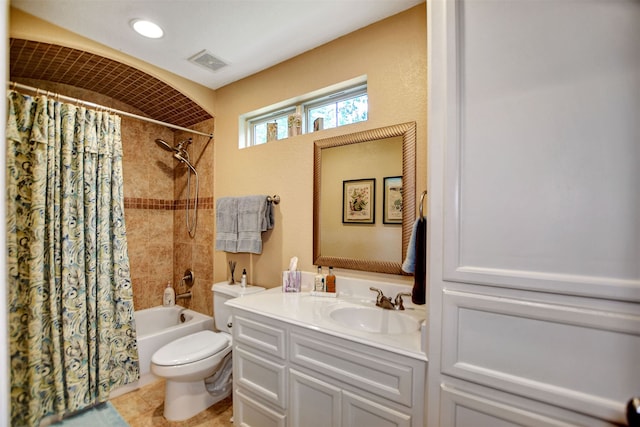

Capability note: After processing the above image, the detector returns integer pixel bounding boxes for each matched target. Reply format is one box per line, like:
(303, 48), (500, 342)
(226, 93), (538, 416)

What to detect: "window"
(250, 108), (295, 146)
(305, 86), (368, 133)
(242, 79), (368, 148)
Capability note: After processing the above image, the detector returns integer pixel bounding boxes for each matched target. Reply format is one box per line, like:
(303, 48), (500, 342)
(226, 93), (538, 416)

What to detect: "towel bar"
(268, 195), (280, 204)
(419, 190), (427, 219)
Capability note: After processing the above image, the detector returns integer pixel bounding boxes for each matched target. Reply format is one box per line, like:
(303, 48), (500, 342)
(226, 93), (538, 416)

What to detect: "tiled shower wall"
(121, 117), (175, 311)
(12, 79), (215, 316)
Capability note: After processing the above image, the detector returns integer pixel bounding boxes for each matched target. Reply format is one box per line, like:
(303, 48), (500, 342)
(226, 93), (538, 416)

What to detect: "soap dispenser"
(326, 267), (336, 293)
(163, 282), (175, 306)
(314, 266), (325, 292)
(241, 269), (247, 288)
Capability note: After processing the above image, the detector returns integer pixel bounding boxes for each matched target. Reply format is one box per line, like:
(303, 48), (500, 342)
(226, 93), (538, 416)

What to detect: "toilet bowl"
(151, 330), (231, 421)
(150, 282), (265, 421)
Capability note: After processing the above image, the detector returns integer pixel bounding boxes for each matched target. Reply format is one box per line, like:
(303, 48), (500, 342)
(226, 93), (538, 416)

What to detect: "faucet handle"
(394, 292), (412, 310)
(369, 286), (384, 306)
(369, 287), (384, 302)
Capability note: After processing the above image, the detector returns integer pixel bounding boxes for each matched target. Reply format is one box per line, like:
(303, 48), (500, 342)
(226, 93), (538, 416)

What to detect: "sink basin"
(329, 306), (421, 334)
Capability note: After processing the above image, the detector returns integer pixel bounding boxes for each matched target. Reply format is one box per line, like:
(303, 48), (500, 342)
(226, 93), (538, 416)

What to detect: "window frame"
(248, 107), (297, 146)
(243, 80), (368, 148)
(303, 84), (368, 133)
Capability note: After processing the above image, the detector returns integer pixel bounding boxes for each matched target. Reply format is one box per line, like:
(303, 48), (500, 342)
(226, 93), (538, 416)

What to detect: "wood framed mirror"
(313, 122), (416, 274)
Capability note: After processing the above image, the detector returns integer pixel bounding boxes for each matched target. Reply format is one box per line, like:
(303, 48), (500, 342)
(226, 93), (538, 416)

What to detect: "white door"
(427, 0), (640, 425)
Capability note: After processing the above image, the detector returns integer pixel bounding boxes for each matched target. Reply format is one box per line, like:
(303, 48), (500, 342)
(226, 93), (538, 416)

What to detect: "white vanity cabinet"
(231, 310), (426, 427)
(232, 313), (287, 427)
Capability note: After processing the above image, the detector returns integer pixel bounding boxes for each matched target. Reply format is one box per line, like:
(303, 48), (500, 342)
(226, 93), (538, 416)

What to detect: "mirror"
(313, 122), (416, 274)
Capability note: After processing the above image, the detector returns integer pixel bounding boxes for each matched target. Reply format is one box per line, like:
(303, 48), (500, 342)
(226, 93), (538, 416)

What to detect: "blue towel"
(412, 217), (426, 305)
(236, 195), (274, 254)
(401, 217), (426, 305)
(216, 197), (238, 252)
(402, 218), (421, 273)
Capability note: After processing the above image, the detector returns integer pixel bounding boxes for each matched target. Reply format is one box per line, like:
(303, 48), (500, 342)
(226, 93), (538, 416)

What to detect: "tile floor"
(110, 379), (234, 427)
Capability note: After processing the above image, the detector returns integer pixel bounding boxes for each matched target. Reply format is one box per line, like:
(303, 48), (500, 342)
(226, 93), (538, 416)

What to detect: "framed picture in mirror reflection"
(383, 176), (403, 224)
(343, 178), (375, 224)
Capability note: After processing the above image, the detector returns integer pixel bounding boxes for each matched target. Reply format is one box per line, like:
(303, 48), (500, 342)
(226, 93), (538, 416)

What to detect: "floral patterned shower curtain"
(6, 91), (139, 427)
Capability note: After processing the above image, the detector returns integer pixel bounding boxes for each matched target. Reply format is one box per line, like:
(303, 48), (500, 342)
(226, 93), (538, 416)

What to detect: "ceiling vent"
(188, 50), (228, 72)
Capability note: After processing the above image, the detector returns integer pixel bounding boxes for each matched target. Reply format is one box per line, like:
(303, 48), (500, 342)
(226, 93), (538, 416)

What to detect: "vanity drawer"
(290, 329), (424, 407)
(233, 313), (286, 359)
(235, 345), (287, 409)
(235, 388), (286, 427)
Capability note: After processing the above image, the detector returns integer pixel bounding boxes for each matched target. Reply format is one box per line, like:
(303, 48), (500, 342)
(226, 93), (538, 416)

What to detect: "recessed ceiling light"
(131, 19), (164, 39)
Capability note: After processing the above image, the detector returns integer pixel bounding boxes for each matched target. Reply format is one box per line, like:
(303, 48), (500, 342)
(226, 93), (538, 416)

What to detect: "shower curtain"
(6, 91), (139, 427)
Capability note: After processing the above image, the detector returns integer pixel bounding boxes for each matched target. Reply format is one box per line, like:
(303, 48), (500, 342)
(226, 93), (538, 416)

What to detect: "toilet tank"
(211, 282), (265, 333)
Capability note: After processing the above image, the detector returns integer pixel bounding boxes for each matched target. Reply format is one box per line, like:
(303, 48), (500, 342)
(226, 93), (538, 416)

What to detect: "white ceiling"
(12, 0), (424, 90)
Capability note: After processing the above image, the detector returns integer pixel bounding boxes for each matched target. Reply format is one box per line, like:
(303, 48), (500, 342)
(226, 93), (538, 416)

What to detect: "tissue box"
(282, 270), (301, 293)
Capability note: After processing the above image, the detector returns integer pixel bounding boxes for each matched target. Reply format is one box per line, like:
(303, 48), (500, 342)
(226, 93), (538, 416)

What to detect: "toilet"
(151, 282), (265, 421)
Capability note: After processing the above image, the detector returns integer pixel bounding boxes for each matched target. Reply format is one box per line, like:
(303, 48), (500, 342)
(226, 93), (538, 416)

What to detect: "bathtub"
(110, 305), (214, 398)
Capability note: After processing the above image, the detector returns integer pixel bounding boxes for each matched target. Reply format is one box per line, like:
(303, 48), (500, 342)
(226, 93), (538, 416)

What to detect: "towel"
(402, 218), (421, 273)
(236, 195), (274, 254)
(216, 197), (238, 252)
(402, 217), (426, 305)
(411, 217), (426, 305)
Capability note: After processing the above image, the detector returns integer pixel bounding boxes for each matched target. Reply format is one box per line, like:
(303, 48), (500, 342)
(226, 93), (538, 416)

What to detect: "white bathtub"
(110, 305), (214, 398)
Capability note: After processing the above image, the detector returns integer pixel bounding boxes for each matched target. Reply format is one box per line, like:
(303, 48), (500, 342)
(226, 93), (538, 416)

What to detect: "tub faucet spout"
(176, 291), (192, 300)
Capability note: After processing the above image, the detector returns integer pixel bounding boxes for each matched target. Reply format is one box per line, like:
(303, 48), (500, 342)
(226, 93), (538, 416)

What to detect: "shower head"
(155, 138), (179, 153)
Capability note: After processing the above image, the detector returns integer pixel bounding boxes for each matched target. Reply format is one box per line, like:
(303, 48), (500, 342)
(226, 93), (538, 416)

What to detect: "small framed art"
(343, 178), (375, 224)
(383, 176), (403, 224)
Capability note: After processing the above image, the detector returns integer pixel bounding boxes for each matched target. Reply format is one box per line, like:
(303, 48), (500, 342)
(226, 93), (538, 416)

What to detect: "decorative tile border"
(124, 197), (214, 210)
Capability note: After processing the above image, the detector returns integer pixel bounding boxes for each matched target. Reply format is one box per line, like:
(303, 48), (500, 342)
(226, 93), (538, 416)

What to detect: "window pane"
(254, 123), (267, 145)
(337, 94), (368, 126)
(309, 104), (337, 130)
(252, 114), (290, 145)
(276, 116), (288, 140)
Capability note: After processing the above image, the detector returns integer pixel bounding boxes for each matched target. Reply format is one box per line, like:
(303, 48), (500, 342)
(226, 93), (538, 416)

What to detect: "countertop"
(226, 287), (428, 361)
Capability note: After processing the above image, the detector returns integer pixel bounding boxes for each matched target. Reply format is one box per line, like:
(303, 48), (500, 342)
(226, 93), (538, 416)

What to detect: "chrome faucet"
(369, 287), (412, 310)
(370, 287), (395, 309)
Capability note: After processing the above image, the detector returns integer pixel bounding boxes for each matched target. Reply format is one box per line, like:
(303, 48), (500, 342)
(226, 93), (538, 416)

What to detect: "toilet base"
(163, 378), (230, 421)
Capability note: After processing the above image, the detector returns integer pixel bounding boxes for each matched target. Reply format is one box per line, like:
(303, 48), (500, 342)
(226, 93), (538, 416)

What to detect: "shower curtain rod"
(8, 81), (214, 138)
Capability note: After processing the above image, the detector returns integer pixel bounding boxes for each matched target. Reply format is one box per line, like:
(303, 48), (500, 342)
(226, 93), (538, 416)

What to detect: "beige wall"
(9, 3), (427, 309)
(213, 3), (427, 288)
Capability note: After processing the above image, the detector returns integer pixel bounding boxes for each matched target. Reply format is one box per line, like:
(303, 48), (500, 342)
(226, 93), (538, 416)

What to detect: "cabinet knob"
(628, 397), (640, 427)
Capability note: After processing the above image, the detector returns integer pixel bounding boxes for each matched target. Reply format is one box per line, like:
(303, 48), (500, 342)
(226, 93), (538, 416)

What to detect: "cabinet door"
(234, 388), (286, 427)
(440, 382), (619, 427)
(436, 0), (640, 302)
(290, 368), (341, 427)
(342, 390), (411, 427)
(235, 346), (287, 409)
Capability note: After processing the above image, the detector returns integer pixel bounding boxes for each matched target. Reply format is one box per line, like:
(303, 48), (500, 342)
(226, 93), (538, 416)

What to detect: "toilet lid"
(152, 330), (229, 366)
